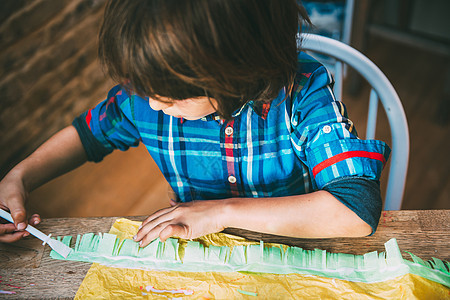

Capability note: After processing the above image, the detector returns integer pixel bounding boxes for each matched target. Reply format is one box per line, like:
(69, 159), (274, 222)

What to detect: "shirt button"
(225, 126), (234, 136)
(323, 125), (332, 133)
(228, 175), (237, 184)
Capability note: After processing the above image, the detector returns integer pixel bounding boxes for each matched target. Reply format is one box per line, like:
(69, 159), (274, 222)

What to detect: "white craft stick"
(0, 208), (72, 258)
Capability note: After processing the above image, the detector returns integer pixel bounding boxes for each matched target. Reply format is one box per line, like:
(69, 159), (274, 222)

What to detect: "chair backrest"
(299, 33), (409, 210)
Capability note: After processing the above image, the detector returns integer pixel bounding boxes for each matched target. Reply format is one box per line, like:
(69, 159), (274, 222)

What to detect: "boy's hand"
(1, 125), (86, 243)
(0, 214), (41, 243)
(134, 200), (226, 247)
(0, 172), (41, 243)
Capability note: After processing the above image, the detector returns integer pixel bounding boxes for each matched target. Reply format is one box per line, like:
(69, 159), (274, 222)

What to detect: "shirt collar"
(199, 101), (272, 122)
(200, 114), (223, 122)
(248, 101), (271, 120)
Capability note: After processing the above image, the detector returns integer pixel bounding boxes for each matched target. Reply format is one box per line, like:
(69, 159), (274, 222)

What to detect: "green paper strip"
(50, 235), (450, 287)
(237, 289), (258, 296)
(385, 238), (403, 266)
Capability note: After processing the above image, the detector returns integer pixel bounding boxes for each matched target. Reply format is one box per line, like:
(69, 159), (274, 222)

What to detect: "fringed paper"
(49, 218), (449, 299)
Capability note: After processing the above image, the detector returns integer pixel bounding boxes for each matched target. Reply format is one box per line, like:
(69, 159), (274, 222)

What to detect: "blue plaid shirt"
(76, 52), (390, 205)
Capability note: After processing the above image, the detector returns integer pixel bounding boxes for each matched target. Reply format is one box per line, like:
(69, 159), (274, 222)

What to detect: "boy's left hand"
(134, 200), (226, 247)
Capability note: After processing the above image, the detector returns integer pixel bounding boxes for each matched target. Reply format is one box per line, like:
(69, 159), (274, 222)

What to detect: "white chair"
(300, 33), (409, 210)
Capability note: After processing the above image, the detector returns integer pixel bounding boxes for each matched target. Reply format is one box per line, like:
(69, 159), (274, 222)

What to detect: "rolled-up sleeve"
(290, 60), (390, 234)
(290, 65), (391, 189)
(323, 176), (382, 235)
(72, 85), (141, 162)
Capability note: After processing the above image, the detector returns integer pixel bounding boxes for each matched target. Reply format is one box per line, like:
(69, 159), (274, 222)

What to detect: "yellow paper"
(75, 218), (449, 299)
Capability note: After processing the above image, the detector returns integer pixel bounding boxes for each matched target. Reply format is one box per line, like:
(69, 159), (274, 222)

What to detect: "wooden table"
(0, 210), (448, 299)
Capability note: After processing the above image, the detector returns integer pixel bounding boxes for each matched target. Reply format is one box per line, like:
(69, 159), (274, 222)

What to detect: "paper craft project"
(50, 218), (449, 299)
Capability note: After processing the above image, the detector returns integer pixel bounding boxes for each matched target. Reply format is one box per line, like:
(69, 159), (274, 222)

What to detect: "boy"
(0, 0), (390, 247)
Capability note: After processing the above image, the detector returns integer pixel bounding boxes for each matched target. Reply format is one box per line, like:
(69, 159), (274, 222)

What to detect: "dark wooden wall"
(0, 0), (112, 176)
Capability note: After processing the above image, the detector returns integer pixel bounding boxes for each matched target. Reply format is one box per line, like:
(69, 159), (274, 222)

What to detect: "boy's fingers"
(134, 221), (160, 242)
(141, 206), (177, 228)
(159, 224), (188, 242)
(0, 223), (17, 235)
(6, 201), (27, 230)
(28, 214), (41, 226)
(0, 231), (28, 243)
(0, 223), (28, 243)
(136, 222), (171, 247)
(136, 212), (176, 241)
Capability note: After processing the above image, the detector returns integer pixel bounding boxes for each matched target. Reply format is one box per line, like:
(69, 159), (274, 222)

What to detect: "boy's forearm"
(220, 191), (372, 238)
(9, 125), (88, 192)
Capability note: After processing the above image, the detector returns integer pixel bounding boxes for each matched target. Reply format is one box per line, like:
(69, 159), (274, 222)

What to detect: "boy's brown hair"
(99, 0), (310, 119)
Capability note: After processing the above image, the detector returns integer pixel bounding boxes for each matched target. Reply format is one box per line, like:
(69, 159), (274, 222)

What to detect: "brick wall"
(0, 0), (113, 176)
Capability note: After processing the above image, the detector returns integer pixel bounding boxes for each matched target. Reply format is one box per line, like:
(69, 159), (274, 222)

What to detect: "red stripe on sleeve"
(312, 150), (386, 178)
(85, 109), (92, 130)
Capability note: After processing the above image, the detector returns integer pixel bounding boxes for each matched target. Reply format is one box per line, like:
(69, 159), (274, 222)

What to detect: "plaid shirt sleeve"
(290, 64), (391, 190)
(80, 85), (141, 154)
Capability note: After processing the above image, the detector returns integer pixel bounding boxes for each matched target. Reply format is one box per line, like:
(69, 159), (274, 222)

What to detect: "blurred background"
(0, 0), (449, 218)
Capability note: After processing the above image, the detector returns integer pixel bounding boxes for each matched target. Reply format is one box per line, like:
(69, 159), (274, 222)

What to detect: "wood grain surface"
(0, 210), (448, 299)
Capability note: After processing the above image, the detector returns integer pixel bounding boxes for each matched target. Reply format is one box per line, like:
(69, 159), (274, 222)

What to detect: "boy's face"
(148, 97), (217, 120)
